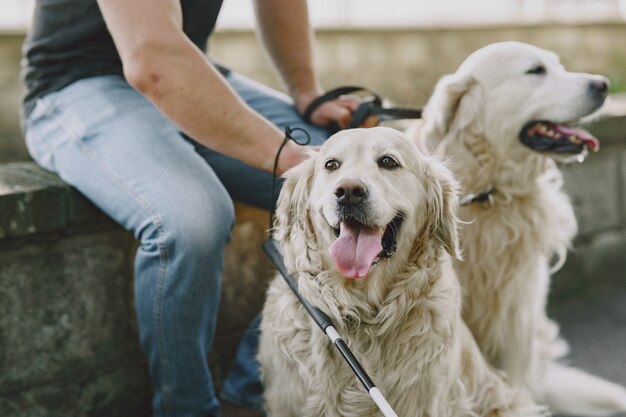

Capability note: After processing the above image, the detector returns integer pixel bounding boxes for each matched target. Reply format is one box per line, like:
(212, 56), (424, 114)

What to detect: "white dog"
(258, 127), (541, 417)
(410, 41), (626, 416)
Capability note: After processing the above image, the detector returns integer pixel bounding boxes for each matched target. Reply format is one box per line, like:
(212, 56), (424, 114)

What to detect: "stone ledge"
(0, 163), (111, 240)
(0, 229), (151, 417)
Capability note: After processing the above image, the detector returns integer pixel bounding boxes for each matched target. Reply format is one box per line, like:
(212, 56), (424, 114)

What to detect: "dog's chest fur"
(456, 166), (577, 382)
(261, 264), (465, 417)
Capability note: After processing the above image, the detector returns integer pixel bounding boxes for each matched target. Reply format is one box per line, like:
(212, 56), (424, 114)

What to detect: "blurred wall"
(0, 34), (24, 163)
(2, 23), (626, 162)
(209, 23), (626, 106)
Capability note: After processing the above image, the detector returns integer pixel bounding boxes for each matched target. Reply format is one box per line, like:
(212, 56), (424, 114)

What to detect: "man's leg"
(23, 75), (233, 417)
(191, 71), (332, 411)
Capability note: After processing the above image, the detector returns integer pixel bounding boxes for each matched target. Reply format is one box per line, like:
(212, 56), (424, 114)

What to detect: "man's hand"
(295, 93), (379, 130)
(275, 141), (316, 176)
(255, 0), (378, 132)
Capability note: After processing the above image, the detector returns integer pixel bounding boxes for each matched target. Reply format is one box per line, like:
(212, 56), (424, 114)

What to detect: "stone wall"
(0, 163), (151, 416)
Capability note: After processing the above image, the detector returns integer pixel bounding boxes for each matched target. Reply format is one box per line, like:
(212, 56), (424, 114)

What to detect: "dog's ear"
(420, 71), (480, 151)
(422, 157), (461, 259)
(274, 155), (317, 250)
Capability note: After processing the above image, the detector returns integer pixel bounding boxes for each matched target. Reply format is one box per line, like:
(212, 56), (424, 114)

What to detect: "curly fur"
(409, 41), (626, 416)
(259, 127), (542, 417)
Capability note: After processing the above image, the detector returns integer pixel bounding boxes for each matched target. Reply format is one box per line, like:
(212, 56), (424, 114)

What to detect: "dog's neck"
(439, 130), (552, 200)
(434, 129), (577, 273)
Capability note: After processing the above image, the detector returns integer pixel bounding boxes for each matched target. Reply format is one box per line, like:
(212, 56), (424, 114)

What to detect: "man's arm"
(254, 0), (359, 128)
(97, 0), (304, 175)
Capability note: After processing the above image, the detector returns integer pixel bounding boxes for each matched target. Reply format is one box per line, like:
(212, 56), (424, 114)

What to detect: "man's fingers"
(309, 101), (350, 128)
(308, 97), (380, 130)
(334, 106), (353, 129)
(337, 98), (359, 112)
(360, 115), (379, 128)
(334, 99), (379, 128)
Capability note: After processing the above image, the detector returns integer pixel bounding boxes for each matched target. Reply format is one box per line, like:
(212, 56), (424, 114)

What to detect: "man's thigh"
(24, 75), (234, 236)
(191, 71), (330, 210)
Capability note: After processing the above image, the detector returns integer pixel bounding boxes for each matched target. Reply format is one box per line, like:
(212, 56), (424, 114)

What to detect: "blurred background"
(3, 0), (626, 161)
(0, 1), (625, 416)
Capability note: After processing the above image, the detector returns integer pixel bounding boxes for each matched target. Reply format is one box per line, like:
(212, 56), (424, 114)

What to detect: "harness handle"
(302, 86), (422, 133)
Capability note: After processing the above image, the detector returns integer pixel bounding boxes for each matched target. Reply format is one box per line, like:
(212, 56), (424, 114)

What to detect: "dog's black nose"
(589, 78), (609, 97)
(335, 180), (368, 207)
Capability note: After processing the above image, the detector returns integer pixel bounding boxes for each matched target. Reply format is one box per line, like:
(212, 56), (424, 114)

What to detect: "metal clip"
(459, 193), (479, 206)
(479, 192), (495, 210)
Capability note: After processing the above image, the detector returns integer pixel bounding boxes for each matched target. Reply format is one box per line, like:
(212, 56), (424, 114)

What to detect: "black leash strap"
(263, 240), (378, 391)
(268, 126), (311, 233)
(301, 86), (367, 123)
(302, 86), (422, 133)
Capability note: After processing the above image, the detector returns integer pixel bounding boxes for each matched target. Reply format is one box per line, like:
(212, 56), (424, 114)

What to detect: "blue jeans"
(22, 73), (329, 417)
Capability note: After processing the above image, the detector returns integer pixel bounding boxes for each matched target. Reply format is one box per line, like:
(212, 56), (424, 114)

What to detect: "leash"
(304, 87), (499, 211)
(304, 86), (496, 210)
(264, 127), (399, 417)
(302, 86), (422, 133)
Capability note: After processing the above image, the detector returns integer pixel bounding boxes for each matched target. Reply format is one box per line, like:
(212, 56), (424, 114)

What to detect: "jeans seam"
(46, 106), (174, 415)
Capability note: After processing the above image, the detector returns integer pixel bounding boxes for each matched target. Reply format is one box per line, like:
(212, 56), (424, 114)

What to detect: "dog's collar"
(459, 188), (495, 209)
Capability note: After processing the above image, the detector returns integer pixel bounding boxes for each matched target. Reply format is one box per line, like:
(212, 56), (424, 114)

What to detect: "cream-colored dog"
(258, 127), (541, 417)
(410, 41), (626, 416)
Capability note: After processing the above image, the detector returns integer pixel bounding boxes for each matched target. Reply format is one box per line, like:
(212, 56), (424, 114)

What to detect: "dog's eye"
(325, 159), (341, 172)
(378, 155), (400, 170)
(526, 65), (546, 75)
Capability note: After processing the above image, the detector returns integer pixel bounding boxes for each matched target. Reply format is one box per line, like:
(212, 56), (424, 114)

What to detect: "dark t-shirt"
(22, 0), (224, 116)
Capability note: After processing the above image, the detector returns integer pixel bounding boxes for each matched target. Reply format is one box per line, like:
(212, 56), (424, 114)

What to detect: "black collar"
(459, 188), (495, 208)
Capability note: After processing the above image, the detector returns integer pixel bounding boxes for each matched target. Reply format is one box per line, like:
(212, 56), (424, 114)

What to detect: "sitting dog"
(258, 127), (541, 417)
(410, 41), (626, 416)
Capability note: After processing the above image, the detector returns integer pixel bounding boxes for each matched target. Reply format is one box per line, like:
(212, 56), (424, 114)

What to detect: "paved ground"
(549, 287), (626, 417)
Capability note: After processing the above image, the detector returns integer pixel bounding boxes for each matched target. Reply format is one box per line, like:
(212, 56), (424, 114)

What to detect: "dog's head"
(275, 127), (459, 281)
(420, 41), (608, 164)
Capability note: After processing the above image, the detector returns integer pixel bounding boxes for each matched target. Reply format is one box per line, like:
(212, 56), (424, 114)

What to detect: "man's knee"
(174, 195), (234, 256)
(139, 186), (235, 260)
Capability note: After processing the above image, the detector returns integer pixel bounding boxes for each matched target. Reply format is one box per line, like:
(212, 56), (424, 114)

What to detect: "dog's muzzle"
(519, 121), (600, 155)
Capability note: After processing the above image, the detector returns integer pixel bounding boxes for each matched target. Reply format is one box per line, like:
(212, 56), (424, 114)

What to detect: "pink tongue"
(556, 124), (600, 152)
(329, 222), (384, 279)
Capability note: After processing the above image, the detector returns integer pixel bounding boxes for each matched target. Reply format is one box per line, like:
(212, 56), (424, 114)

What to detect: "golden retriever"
(258, 127), (541, 417)
(409, 41), (626, 416)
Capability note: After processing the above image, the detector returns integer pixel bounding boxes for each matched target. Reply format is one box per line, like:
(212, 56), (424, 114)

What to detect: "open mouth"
(519, 121), (599, 155)
(329, 214), (404, 279)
